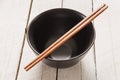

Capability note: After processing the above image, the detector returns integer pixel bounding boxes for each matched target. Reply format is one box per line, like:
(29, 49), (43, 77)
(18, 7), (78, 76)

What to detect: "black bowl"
(27, 8), (95, 68)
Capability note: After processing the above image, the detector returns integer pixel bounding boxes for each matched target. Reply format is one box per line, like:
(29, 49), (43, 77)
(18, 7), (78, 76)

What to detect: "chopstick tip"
(24, 67), (29, 71)
(103, 4), (108, 8)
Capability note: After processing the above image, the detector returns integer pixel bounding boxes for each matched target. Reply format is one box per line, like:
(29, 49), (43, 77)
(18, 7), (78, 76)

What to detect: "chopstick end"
(103, 4), (108, 8)
(24, 66), (29, 71)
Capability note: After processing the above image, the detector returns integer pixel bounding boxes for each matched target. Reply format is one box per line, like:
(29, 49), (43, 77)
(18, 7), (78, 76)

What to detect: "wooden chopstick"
(24, 4), (108, 71)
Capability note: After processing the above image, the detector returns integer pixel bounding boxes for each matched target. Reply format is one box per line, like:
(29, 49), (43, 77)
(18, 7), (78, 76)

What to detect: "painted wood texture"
(0, 0), (120, 80)
(93, 0), (120, 80)
(0, 0), (30, 80)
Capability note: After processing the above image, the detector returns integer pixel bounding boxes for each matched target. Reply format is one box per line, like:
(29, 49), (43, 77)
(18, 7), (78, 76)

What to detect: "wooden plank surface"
(57, 0), (96, 80)
(1, 0), (120, 80)
(109, 1), (120, 79)
(17, 0), (61, 80)
(0, 0), (30, 80)
(58, 62), (82, 80)
(93, 0), (120, 80)
(58, 47), (96, 80)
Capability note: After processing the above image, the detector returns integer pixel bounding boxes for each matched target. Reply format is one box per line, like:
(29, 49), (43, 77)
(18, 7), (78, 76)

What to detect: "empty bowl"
(27, 8), (95, 68)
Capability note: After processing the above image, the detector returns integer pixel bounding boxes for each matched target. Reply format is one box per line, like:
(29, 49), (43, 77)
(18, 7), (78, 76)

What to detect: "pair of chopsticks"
(24, 4), (108, 71)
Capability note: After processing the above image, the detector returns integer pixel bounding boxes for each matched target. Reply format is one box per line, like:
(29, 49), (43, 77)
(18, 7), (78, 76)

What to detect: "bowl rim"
(27, 8), (96, 62)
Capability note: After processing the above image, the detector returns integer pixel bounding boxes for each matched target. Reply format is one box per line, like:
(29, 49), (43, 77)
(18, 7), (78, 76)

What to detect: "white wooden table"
(0, 0), (120, 80)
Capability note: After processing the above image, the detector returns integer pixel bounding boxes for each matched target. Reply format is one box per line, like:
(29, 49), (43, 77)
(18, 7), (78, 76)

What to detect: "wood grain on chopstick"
(24, 4), (108, 71)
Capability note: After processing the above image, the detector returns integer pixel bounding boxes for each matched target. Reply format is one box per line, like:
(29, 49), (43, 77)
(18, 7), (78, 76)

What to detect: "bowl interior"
(28, 9), (94, 61)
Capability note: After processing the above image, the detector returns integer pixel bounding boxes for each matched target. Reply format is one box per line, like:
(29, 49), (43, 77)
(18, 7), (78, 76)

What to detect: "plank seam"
(56, 67), (58, 80)
(41, 63), (44, 80)
(93, 44), (98, 80)
(92, 0), (98, 80)
(15, 0), (33, 80)
(61, 0), (63, 8)
(80, 62), (82, 80)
